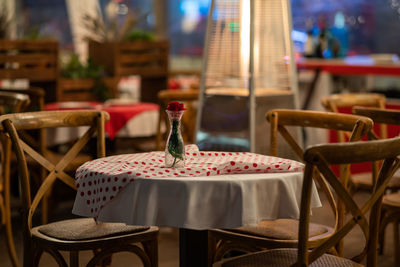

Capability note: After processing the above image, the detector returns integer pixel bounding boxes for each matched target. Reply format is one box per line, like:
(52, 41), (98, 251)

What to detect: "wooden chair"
(0, 87), (45, 111)
(0, 91), (30, 267)
(0, 110), (159, 267)
(0, 87), (98, 224)
(156, 89), (199, 150)
(352, 106), (400, 265)
(208, 110), (373, 265)
(321, 92), (386, 192)
(214, 137), (400, 267)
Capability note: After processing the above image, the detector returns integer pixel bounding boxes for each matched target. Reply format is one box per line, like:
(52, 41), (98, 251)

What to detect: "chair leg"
(88, 245), (149, 267)
(44, 248), (67, 267)
(4, 210), (20, 267)
(40, 168), (52, 224)
(394, 219), (400, 267)
(0, 194), (20, 267)
(70, 251), (79, 267)
(208, 232), (218, 267)
(92, 249), (112, 267)
(23, 246), (43, 267)
(378, 208), (389, 255)
(143, 239), (159, 267)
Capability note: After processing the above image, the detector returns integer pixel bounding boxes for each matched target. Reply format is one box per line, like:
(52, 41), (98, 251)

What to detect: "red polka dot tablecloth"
(75, 145), (304, 218)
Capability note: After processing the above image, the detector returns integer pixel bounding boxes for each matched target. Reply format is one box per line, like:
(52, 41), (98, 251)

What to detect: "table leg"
(302, 68), (321, 110)
(179, 228), (208, 267)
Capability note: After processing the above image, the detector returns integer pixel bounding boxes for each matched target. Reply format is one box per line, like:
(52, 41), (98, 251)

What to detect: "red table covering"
(45, 101), (159, 139)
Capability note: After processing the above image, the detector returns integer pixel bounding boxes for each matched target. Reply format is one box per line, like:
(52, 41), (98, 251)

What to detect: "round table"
(72, 148), (320, 267)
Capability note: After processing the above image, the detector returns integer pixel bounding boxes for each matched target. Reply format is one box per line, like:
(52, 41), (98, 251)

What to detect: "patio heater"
(196, 0), (300, 158)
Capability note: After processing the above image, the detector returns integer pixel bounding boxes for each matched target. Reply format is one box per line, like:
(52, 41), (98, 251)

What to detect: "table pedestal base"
(179, 229), (208, 267)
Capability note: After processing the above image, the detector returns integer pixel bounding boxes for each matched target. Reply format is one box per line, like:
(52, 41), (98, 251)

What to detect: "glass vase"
(165, 110), (185, 168)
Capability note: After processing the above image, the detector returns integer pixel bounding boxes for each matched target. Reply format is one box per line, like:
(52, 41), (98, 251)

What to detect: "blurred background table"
(297, 56), (400, 110)
(44, 101), (160, 151)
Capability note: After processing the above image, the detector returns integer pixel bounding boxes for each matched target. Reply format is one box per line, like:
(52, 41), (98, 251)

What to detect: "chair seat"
(215, 248), (362, 267)
(36, 218), (151, 241)
(230, 219), (332, 240)
(382, 193), (400, 208)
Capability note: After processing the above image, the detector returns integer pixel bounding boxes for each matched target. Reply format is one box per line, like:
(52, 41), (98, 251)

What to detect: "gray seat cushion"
(231, 219), (331, 240)
(37, 218), (150, 241)
(217, 248), (362, 267)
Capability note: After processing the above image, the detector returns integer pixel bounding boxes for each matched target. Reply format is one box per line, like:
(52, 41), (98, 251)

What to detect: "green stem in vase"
(172, 157), (177, 167)
(168, 119), (184, 161)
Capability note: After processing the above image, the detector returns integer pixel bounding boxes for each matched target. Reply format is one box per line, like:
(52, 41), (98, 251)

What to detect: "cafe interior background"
(1, 0), (400, 266)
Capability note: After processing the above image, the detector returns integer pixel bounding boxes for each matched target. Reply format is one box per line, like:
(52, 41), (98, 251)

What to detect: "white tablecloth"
(73, 171), (321, 230)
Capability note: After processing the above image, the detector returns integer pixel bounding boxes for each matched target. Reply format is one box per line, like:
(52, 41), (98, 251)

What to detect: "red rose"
(167, 101), (186, 111)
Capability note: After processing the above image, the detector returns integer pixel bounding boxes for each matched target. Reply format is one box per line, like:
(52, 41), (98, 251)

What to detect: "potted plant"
(58, 54), (115, 102)
(82, 2), (169, 103)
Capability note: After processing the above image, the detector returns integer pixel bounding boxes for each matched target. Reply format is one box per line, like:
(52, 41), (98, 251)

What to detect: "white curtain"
(0, 0), (16, 38)
(65, 0), (101, 62)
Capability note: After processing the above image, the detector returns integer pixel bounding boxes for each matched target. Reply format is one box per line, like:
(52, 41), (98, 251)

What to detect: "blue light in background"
(179, 0), (210, 16)
(179, 0), (211, 33)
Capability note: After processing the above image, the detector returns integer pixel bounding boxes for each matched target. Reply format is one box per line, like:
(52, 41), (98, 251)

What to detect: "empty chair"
(0, 87), (48, 224)
(0, 91), (30, 267)
(0, 110), (158, 266)
(321, 92), (386, 192)
(208, 110), (373, 265)
(1, 87), (97, 224)
(353, 106), (400, 265)
(156, 89), (199, 150)
(214, 137), (400, 267)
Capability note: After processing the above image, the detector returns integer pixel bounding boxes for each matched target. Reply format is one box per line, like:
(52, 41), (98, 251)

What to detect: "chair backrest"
(0, 90), (31, 178)
(321, 93), (386, 141)
(0, 87), (45, 111)
(298, 137), (400, 266)
(156, 89), (199, 150)
(0, 87), (46, 148)
(0, 91), (30, 114)
(266, 109), (373, 251)
(0, 91), (31, 198)
(353, 106), (400, 140)
(266, 109), (373, 159)
(0, 110), (109, 233)
(352, 107), (400, 185)
(321, 93), (386, 112)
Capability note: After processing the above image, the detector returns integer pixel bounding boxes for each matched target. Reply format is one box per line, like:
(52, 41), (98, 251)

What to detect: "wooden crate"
(0, 39), (59, 81)
(57, 78), (117, 102)
(89, 40), (169, 102)
(0, 39), (59, 102)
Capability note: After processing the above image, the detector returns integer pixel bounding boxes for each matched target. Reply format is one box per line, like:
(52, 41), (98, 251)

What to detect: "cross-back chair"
(321, 92), (386, 192)
(0, 110), (159, 267)
(208, 110), (373, 265)
(1, 87), (97, 224)
(215, 136), (400, 267)
(0, 91), (31, 267)
(156, 89), (199, 150)
(353, 106), (400, 265)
